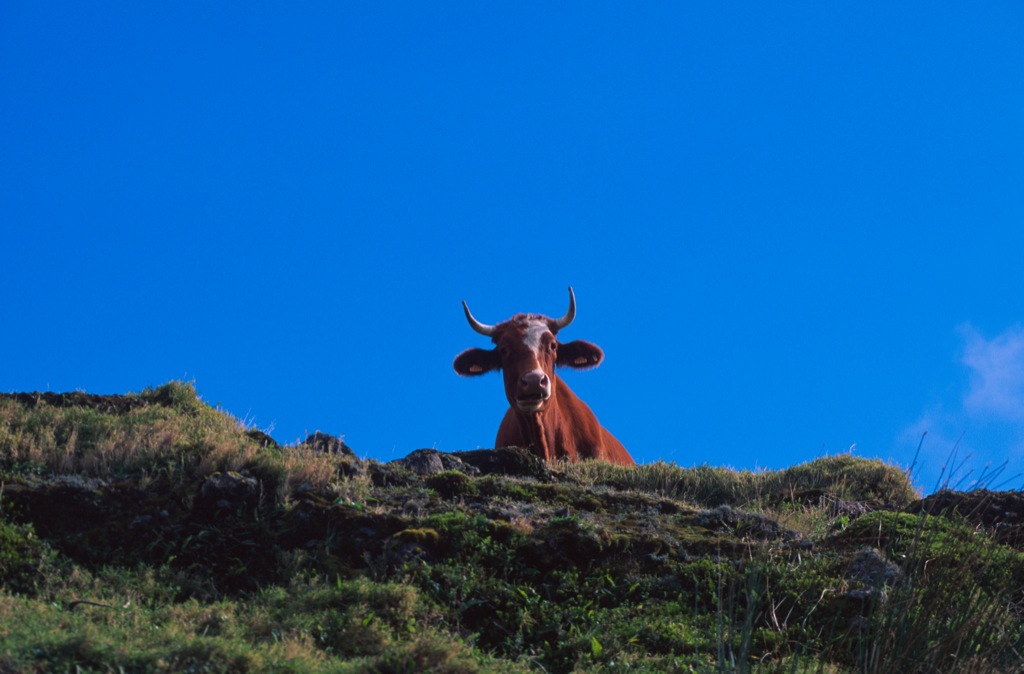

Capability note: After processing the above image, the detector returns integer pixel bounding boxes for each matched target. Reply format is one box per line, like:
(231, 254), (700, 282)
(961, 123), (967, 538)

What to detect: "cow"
(453, 287), (635, 466)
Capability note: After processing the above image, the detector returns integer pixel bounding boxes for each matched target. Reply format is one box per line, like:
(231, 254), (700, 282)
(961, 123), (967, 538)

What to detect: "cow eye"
(548, 342), (557, 352)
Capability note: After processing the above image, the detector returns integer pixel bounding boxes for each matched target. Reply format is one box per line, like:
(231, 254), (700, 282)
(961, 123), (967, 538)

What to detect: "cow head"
(453, 287), (604, 414)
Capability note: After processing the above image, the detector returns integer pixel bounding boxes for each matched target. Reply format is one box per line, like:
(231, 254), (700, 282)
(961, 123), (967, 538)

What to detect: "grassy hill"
(1, 382), (1022, 673)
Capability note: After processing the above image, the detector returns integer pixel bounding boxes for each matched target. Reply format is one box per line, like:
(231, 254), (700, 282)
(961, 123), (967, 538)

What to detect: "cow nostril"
(520, 372), (550, 392)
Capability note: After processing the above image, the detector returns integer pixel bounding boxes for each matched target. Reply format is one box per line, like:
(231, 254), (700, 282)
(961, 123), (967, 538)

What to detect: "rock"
(387, 447), (552, 481)
(245, 429), (278, 448)
(841, 546), (902, 601)
(397, 449), (445, 475)
(450, 447), (551, 480)
(393, 449), (480, 476)
(302, 432), (356, 457)
(301, 432), (364, 479)
(195, 471), (259, 514)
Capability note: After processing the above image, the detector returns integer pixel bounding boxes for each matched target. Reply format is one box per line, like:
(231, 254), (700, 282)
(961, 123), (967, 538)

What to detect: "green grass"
(0, 571), (520, 673)
(0, 382), (350, 498)
(559, 454), (918, 510)
(0, 381), (1020, 673)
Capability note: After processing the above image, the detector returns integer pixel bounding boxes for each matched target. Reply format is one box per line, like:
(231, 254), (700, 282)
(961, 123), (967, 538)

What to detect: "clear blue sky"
(3, 3), (1023, 494)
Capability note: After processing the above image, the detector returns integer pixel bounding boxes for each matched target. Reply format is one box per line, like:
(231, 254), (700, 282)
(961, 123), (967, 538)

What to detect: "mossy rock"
(424, 471), (478, 499)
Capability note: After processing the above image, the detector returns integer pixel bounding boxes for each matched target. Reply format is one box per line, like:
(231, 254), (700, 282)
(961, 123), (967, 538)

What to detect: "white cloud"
(897, 324), (1024, 492)
(960, 324), (1024, 422)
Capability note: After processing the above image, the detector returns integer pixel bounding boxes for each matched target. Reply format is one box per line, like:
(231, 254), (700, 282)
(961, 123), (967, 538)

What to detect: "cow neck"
(520, 409), (555, 463)
(516, 387), (570, 463)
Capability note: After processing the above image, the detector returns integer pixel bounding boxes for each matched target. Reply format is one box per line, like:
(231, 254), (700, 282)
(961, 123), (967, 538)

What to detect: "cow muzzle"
(516, 370), (551, 412)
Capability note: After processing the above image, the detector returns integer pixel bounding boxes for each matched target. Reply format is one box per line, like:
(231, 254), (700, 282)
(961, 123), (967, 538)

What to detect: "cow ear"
(454, 348), (502, 376)
(557, 340), (604, 369)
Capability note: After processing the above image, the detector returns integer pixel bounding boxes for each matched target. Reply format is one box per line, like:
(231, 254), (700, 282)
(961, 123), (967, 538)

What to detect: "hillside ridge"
(1, 382), (1022, 672)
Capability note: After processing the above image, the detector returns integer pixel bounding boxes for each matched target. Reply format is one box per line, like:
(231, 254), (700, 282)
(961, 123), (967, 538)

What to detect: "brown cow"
(453, 287), (635, 466)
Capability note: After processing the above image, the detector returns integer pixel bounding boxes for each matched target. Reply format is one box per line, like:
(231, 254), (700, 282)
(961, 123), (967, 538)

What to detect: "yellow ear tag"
(470, 365), (484, 373)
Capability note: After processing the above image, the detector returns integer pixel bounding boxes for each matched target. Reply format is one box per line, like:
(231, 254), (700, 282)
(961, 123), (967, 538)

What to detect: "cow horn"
(462, 300), (497, 337)
(551, 286), (576, 332)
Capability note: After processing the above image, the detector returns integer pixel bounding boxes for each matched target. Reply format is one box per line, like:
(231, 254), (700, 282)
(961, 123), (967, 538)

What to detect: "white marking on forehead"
(522, 319), (552, 355)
